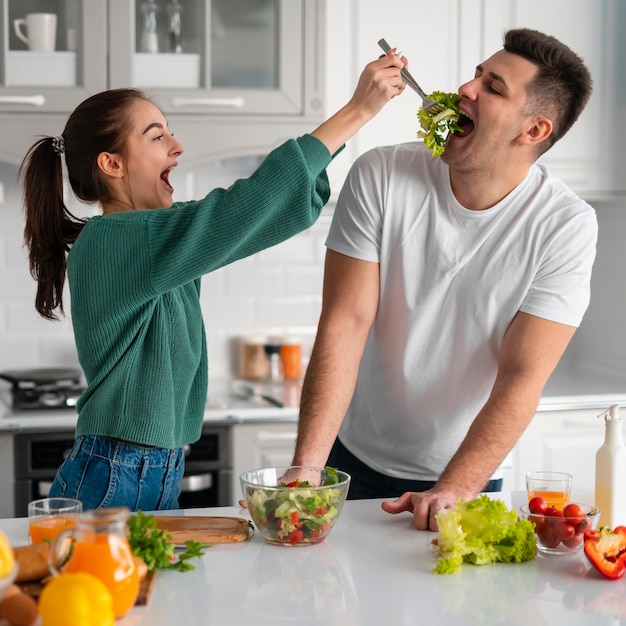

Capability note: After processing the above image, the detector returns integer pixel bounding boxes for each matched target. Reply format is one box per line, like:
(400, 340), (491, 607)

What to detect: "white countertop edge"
(1, 393), (624, 432)
(537, 394), (626, 411)
(0, 405), (299, 432)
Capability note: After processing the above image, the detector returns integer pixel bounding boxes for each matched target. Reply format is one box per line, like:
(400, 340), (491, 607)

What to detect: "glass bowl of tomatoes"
(519, 498), (600, 555)
(240, 466), (350, 546)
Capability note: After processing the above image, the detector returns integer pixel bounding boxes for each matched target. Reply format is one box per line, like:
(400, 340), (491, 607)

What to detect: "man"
(290, 28), (597, 531)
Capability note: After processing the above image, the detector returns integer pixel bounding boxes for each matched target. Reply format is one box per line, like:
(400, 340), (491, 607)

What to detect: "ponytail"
(21, 136), (86, 320)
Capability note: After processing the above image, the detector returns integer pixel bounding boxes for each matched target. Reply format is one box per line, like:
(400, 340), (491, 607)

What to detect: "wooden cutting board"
(154, 516), (251, 544)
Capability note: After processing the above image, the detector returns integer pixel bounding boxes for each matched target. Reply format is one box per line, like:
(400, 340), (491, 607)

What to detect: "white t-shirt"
(326, 142), (598, 481)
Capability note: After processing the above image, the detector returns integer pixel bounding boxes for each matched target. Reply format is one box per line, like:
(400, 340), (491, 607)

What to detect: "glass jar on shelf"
(166, 0), (183, 53)
(140, 0), (160, 53)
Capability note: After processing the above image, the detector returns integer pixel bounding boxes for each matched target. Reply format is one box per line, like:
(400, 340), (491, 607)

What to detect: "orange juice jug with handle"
(49, 507), (139, 618)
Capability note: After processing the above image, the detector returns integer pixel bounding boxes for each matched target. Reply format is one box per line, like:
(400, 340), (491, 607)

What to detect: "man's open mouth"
(454, 111), (475, 136)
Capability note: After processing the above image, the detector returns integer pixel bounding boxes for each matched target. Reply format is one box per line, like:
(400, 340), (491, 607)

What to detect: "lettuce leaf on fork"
(417, 91), (462, 157)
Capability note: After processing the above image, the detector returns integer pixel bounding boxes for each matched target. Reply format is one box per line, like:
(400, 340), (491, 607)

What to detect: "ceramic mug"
(14, 13), (57, 52)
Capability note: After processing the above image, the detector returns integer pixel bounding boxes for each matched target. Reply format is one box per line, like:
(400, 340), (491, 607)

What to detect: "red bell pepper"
(583, 526), (626, 580)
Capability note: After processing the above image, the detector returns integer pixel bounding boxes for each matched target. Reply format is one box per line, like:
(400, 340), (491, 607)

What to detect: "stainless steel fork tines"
(377, 38), (445, 113)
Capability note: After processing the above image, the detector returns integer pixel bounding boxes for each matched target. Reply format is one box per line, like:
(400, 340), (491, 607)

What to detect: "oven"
(13, 424), (232, 516)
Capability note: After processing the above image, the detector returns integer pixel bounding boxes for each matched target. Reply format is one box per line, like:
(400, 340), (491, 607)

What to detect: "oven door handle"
(180, 473), (213, 493)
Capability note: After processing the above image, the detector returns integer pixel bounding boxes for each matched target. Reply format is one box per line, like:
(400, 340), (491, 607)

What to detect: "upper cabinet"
(0, 0), (323, 116)
(109, 0), (324, 117)
(0, 0), (106, 112)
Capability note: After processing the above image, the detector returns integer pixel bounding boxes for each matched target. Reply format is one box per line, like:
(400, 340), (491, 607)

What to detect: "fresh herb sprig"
(127, 510), (211, 573)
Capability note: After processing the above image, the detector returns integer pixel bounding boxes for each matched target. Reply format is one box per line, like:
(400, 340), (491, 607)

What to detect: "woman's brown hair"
(21, 88), (151, 319)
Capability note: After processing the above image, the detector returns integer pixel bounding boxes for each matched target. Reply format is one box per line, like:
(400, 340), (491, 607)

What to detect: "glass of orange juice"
(28, 497), (82, 544)
(525, 471), (572, 510)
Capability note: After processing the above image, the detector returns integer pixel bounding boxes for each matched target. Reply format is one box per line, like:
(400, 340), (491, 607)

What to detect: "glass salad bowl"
(240, 466), (350, 546)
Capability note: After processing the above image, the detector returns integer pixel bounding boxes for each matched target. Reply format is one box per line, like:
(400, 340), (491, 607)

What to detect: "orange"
(0, 529), (14, 578)
(38, 572), (115, 626)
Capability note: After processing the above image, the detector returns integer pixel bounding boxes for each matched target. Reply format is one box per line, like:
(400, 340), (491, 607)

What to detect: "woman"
(20, 53), (406, 511)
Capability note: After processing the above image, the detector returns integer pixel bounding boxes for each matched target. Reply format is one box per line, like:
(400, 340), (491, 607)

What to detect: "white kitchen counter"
(1, 493), (624, 625)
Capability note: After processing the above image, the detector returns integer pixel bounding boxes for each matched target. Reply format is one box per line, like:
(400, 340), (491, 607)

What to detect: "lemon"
(38, 572), (115, 626)
(0, 529), (15, 577)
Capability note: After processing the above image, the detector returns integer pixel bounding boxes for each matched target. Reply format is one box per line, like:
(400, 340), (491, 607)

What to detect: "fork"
(377, 38), (445, 113)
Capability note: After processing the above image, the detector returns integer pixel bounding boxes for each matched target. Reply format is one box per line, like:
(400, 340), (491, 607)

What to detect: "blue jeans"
(48, 435), (185, 511)
(328, 438), (503, 500)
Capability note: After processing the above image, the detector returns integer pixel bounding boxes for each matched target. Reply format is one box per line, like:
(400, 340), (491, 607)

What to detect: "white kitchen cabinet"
(109, 0), (325, 117)
(231, 421), (297, 505)
(502, 407), (626, 500)
(0, 1), (107, 113)
(1, 0), (324, 117)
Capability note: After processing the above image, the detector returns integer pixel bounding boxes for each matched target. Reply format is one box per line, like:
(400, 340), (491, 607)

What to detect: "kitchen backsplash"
(0, 159), (624, 387)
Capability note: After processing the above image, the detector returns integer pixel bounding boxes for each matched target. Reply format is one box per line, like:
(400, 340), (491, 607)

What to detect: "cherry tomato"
(528, 496), (548, 515)
(554, 519), (576, 542)
(563, 503), (586, 521)
(545, 506), (564, 517)
(529, 514), (546, 534)
(288, 530), (304, 543)
(574, 519), (590, 535)
(537, 524), (560, 549)
(562, 534), (584, 549)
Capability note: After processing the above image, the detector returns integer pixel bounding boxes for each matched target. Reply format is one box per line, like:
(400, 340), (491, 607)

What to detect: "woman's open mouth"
(160, 168), (174, 193)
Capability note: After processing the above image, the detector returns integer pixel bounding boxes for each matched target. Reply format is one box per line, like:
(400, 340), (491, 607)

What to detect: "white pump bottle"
(595, 404), (626, 528)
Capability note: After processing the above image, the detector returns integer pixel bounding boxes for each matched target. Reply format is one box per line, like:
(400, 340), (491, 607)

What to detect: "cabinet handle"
(0, 95), (46, 107)
(180, 473), (213, 493)
(170, 96), (245, 108)
(255, 431), (297, 443)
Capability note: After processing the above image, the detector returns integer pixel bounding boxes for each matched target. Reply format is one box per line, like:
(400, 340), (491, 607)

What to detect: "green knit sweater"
(68, 134), (332, 448)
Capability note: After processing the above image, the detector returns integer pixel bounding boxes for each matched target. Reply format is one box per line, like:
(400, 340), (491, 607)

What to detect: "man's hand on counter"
(382, 489), (459, 531)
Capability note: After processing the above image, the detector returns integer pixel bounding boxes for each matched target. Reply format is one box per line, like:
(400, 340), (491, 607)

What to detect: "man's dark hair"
(504, 28), (592, 154)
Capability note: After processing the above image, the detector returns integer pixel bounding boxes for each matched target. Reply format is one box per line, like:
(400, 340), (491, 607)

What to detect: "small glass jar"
(239, 336), (269, 380)
(264, 343), (283, 382)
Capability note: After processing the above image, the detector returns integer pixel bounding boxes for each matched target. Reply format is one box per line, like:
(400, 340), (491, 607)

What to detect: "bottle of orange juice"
(49, 507), (139, 618)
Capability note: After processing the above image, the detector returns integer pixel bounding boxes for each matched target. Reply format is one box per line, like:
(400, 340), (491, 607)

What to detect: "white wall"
(564, 199), (626, 378)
